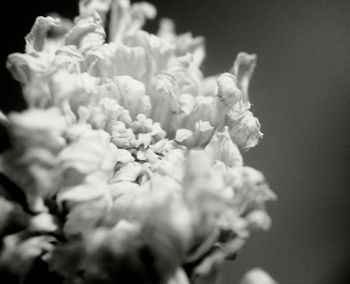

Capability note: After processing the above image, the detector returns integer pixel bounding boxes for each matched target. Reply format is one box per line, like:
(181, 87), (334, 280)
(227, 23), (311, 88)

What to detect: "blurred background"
(1, 0), (350, 283)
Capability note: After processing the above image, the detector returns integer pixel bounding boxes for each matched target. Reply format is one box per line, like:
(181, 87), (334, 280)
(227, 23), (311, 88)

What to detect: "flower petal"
(6, 53), (50, 84)
(58, 127), (118, 186)
(79, 0), (112, 24)
(25, 16), (62, 54)
(124, 31), (175, 75)
(84, 43), (150, 81)
(112, 76), (151, 119)
(109, 0), (156, 42)
(205, 126), (243, 168)
(240, 268), (277, 284)
(226, 111), (263, 151)
(231, 52), (257, 102)
(65, 11), (105, 53)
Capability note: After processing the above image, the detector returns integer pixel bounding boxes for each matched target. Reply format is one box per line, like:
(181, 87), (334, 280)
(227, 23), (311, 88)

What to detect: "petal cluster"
(1, 1), (276, 283)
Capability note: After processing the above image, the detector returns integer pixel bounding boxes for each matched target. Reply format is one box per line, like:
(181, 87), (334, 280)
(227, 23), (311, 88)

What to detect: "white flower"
(2, 0), (276, 282)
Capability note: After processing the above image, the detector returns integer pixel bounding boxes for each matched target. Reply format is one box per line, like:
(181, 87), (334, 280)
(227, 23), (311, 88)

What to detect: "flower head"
(1, 0), (276, 283)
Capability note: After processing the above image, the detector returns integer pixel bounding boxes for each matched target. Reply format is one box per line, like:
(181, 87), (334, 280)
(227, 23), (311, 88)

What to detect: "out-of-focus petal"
(231, 52), (257, 102)
(29, 212), (58, 233)
(183, 150), (226, 202)
(63, 189), (112, 238)
(111, 161), (143, 183)
(109, 0), (130, 42)
(125, 2), (157, 36)
(233, 167), (276, 214)
(0, 197), (29, 236)
(158, 18), (176, 43)
(245, 210), (272, 231)
(109, 0), (156, 43)
(79, 0), (112, 24)
(240, 268), (278, 284)
(0, 109), (67, 210)
(168, 268), (190, 284)
(48, 70), (101, 111)
(109, 181), (140, 200)
(205, 126), (243, 168)
(58, 127), (118, 187)
(57, 181), (110, 205)
(154, 148), (185, 182)
(0, 233), (55, 275)
(200, 75), (218, 97)
(8, 108), (67, 151)
(6, 53), (50, 84)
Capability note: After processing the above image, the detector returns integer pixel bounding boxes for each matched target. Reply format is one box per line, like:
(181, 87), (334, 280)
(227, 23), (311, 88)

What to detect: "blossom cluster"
(0, 0), (277, 283)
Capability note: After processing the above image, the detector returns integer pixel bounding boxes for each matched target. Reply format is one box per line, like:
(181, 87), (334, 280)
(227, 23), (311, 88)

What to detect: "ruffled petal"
(53, 45), (84, 73)
(233, 166), (276, 214)
(79, 0), (112, 24)
(124, 31), (175, 76)
(166, 54), (203, 96)
(1, 108), (67, 211)
(84, 43), (150, 80)
(6, 53), (50, 84)
(62, 185), (112, 237)
(110, 161), (143, 182)
(65, 11), (105, 53)
(112, 76), (151, 118)
(58, 126), (118, 187)
(158, 18), (206, 68)
(226, 111), (263, 151)
(231, 52), (257, 102)
(109, 0), (156, 42)
(25, 16), (62, 54)
(149, 73), (179, 136)
(205, 126), (243, 168)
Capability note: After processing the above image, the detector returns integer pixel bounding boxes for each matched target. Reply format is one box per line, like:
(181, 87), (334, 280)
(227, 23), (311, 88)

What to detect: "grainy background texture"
(1, 1), (350, 283)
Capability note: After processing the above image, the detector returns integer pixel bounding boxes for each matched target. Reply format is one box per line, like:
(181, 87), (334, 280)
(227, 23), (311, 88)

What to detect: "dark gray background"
(1, 1), (350, 283)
